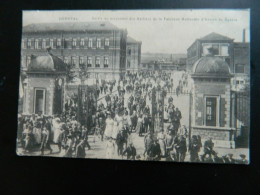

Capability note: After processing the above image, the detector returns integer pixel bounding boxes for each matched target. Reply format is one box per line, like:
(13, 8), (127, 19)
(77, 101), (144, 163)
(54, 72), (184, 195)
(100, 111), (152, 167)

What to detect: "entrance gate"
(232, 90), (250, 148)
(65, 84), (97, 128)
(152, 88), (192, 141)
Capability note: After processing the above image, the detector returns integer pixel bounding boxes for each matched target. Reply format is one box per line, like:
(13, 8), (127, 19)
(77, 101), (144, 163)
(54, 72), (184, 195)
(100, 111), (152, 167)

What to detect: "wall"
(193, 78), (231, 127)
(126, 42), (141, 71)
(186, 40), (199, 71)
(233, 43), (250, 75)
(25, 74), (55, 115)
(191, 127), (236, 148)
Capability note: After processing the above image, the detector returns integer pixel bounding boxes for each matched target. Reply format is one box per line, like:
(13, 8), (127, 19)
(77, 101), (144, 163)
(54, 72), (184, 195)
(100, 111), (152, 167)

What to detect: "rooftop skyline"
(23, 10), (250, 53)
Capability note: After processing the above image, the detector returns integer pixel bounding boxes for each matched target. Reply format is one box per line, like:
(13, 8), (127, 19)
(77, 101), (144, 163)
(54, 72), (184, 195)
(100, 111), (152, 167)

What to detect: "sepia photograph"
(16, 9), (250, 164)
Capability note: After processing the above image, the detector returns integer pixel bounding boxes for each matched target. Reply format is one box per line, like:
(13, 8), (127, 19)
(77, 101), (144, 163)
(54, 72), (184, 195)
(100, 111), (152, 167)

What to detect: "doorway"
(34, 89), (45, 115)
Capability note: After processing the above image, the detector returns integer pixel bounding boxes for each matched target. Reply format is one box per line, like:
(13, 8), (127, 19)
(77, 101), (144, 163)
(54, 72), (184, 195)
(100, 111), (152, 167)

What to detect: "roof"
(23, 21), (120, 33)
(127, 36), (139, 43)
(199, 32), (233, 41)
(192, 56), (232, 78)
(27, 53), (66, 73)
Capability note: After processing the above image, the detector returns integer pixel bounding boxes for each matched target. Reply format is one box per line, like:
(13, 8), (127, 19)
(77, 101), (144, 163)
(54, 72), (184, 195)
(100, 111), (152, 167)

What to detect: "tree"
(66, 62), (77, 83)
(79, 63), (89, 84)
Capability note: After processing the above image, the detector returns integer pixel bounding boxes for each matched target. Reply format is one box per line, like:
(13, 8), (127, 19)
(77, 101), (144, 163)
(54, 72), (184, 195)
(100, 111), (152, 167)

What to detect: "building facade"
(21, 22), (127, 81)
(187, 32), (235, 72)
(140, 58), (186, 71)
(126, 36), (142, 72)
(232, 42), (250, 91)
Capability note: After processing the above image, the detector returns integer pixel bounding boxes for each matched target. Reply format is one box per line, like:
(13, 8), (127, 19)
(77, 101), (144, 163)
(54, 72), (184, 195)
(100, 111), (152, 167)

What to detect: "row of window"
(22, 38), (110, 49)
(25, 56), (110, 68)
(202, 43), (229, 57)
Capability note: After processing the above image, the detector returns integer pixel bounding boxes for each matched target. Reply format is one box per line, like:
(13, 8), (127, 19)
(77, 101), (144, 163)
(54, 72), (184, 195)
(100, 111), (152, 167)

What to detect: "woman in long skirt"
(104, 112), (116, 159)
(135, 114), (144, 136)
(104, 112), (114, 139)
(157, 129), (166, 158)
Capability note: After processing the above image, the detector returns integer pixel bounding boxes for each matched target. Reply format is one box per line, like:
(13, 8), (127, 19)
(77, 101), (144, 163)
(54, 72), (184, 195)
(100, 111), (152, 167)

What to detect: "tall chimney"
(242, 28), (246, 43)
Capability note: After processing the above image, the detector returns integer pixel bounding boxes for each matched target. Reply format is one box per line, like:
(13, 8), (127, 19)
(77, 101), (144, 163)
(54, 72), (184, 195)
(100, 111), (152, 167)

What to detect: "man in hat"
(239, 154), (248, 164)
(116, 129), (125, 156)
(122, 142), (136, 160)
(223, 153), (235, 164)
(167, 124), (176, 137)
(75, 125), (90, 158)
(131, 111), (138, 132)
(173, 108), (182, 132)
(189, 135), (201, 162)
(174, 135), (187, 162)
(165, 129), (174, 159)
(143, 132), (153, 157)
(147, 139), (161, 161)
(201, 137), (216, 161)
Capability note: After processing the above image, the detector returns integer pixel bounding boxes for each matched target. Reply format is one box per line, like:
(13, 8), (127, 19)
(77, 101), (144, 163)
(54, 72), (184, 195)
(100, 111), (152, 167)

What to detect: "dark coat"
(123, 146), (136, 160)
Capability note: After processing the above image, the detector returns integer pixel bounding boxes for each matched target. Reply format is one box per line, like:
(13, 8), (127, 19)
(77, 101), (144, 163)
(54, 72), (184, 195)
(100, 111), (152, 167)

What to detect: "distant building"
(126, 36), (142, 72)
(140, 57), (186, 71)
(187, 32), (250, 91)
(21, 22), (127, 81)
(232, 42), (250, 91)
(187, 32), (235, 72)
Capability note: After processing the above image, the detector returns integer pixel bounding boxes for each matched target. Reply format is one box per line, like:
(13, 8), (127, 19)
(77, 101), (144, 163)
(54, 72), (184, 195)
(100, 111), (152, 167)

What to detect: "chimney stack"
(242, 28), (246, 43)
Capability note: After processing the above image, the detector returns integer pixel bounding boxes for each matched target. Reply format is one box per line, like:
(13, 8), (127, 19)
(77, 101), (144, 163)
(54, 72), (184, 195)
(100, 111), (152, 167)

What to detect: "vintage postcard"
(17, 9), (250, 164)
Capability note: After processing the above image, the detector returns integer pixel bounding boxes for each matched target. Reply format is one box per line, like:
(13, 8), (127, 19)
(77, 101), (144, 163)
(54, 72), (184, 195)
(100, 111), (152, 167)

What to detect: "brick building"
(126, 36), (142, 72)
(191, 56), (235, 148)
(187, 32), (250, 92)
(186, 32), (250, 73)
(187, 32), (235, 72)
(21, 22), (127, 81)
(140, 58), (186, 71)
(232, 42), (250, 91)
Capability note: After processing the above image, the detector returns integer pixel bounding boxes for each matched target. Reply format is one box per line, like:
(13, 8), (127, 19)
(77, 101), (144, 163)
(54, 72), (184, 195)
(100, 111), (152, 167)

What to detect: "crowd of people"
(17, 70), (248, 164)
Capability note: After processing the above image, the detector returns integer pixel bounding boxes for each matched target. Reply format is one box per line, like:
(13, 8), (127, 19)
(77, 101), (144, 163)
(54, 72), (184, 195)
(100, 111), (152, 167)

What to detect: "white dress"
(104, 118), (114, 138)
(33, 127), (41, 144)
(52, 119), (62, 144)
(157, 132), (166, 157)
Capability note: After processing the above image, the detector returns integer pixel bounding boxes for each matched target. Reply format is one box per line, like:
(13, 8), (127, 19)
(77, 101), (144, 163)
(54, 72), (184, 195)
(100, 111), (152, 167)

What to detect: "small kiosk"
(191, 56), (235, 148)
(23, 54), (66, 115)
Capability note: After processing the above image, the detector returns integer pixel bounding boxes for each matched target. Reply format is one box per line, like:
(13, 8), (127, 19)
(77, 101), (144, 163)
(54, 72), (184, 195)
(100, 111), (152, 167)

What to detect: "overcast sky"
(23, 9), (250, 54)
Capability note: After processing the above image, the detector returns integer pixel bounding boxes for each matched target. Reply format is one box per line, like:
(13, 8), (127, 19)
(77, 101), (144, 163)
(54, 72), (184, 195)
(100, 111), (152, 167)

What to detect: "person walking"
(189, 135), (201, 162)
(147, 139), (161, 161)
(122, 142), (136, 160)
(157, 128), (166, 158)
(174, 135), (187, 162)
(201, 138), (216, 161)
(116, 130), (125, 156)
(40, 125), (52, 155)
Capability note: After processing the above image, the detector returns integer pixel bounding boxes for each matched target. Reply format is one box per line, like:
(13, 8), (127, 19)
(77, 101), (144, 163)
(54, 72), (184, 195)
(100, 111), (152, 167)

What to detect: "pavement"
(17, 132), (249, 162)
